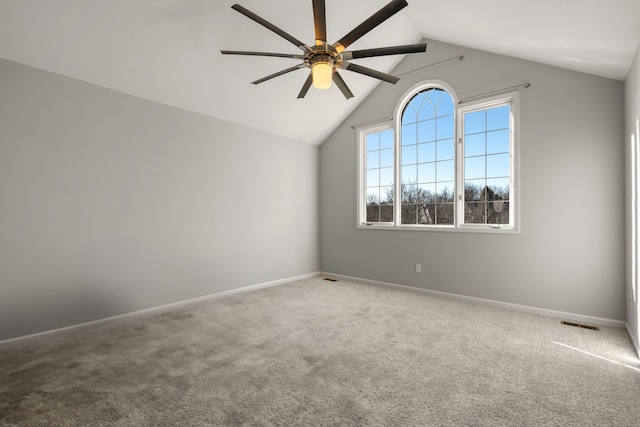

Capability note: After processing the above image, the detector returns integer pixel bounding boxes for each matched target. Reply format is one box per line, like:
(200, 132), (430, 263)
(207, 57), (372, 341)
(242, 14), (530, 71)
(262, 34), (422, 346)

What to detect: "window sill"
(356, 223), (519, 235)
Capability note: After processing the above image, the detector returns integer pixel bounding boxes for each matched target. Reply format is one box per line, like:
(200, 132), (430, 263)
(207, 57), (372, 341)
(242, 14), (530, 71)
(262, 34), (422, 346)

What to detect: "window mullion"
(455, 132), (463, 227)
(394, 124), (401, 226)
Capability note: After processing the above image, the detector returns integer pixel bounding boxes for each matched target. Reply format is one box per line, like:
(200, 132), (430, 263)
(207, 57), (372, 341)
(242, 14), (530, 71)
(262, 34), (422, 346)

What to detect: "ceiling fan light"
(312, 61), (333, 90)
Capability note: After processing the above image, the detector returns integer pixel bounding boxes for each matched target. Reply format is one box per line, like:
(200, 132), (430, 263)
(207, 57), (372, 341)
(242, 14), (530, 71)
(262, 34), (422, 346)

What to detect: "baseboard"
(0, 271), (320, 349)
(628, 323), (640, 358)
(321, 272), (627, 329)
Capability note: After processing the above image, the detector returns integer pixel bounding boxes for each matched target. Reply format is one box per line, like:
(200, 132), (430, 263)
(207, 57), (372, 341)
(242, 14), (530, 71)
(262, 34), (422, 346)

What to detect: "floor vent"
(323, 278), (338, 282)
(561, 320), (600, 331)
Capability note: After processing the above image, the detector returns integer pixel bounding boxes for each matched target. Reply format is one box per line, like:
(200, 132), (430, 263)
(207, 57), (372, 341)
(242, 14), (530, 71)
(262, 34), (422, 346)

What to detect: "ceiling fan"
(221, 0), (426, 99)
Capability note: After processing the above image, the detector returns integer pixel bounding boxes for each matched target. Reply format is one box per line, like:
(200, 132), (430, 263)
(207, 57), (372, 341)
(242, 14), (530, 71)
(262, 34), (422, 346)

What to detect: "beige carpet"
(1, 276), (639, 426)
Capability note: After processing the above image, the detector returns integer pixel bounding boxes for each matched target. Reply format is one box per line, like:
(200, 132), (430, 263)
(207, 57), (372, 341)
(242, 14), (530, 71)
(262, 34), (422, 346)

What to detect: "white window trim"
(356, 81), (520, 234)
(356, 119), (395, 229)
(456, 91), (520, 233)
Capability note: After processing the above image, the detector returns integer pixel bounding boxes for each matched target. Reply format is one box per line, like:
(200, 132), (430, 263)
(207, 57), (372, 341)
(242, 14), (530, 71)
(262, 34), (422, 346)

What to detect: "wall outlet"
(415, 264), (421, 273)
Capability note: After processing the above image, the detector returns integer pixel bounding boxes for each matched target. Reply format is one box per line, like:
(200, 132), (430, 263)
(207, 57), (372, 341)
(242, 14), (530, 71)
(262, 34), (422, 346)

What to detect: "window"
(357, 80), (518, 233)
(362, 124), (395, 223)
(400, 87), (455, 225)
(459, 101), (513, 226)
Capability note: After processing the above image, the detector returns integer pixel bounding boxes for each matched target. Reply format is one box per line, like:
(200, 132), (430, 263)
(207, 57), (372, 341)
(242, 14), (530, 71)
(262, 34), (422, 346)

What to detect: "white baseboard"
(321, 272), (628, 329)
(628, 323), (640, 358)
(0, 272), (320, 349)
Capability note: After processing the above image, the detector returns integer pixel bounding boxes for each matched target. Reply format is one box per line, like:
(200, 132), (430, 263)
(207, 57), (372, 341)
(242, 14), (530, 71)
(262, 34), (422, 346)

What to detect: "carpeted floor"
(1, 276), (639, 426)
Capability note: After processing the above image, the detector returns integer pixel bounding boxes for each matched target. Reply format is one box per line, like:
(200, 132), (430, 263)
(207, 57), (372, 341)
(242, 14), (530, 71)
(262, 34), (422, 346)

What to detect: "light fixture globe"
(311, 54), (334, 89)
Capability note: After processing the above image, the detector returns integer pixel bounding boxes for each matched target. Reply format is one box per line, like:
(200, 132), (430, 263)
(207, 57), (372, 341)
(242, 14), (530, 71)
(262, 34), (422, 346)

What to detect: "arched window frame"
(357, 79), (519, 233)
(395, 80), (459, 228)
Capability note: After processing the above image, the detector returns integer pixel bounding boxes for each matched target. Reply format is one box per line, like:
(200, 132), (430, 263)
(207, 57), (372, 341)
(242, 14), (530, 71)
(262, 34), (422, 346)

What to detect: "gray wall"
(320, 40), (626, 321)
(0, 59), (319, 340)
(626, 43), (640, 349)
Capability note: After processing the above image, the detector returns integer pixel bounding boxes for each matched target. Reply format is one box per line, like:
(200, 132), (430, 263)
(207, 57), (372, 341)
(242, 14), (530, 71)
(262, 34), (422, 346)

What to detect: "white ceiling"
(1, 0), (638, 146)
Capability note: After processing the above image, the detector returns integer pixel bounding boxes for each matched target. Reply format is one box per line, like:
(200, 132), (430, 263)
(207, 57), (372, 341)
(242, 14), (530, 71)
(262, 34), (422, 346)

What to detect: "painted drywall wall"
(625, 43), (640, 351)
(0, 59), (319, 340)
(320, 40), (625, 321)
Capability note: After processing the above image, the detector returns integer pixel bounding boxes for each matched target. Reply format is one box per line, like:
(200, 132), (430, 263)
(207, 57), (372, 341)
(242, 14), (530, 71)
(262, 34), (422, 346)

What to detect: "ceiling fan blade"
(297, 73), (314, 98)
(342, 62), (400, 84)
(333, 0), (408, 52)
(252, 64), (306, 85)
(231, 4), (309, 52)
(312, 0), (327, 45)
(221, 50), (304, 60)
(332, 71), (354, 99)
(341, 43), (427, 60)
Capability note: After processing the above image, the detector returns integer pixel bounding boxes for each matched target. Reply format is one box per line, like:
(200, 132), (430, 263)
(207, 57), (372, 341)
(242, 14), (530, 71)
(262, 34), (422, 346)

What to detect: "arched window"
(400, 86), (455, 225)
(357, 79), (518, 233)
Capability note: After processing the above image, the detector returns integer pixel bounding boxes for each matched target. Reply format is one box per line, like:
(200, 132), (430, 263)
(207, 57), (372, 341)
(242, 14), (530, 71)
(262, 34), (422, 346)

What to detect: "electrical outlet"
(415, 264), (421, 273)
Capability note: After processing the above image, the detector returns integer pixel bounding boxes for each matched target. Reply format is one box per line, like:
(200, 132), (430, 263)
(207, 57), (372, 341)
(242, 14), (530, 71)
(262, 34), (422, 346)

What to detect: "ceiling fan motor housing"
(306, 45), (339, 70)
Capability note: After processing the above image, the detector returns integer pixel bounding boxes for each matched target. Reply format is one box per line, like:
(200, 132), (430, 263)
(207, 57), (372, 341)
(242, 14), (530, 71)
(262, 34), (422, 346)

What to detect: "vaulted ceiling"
(1, 0), (638, 145)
